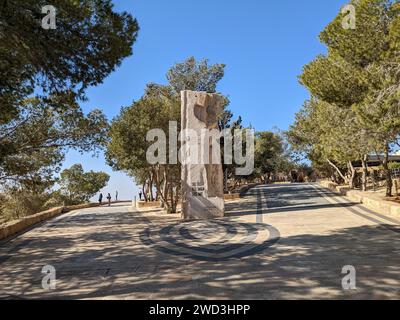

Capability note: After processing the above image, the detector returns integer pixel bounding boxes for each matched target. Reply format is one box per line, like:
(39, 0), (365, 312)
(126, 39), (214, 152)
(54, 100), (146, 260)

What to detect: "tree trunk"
(164, 182), (172, 214)
(170, 183), (177, 214)
(153, 167), (162, 204)
(175, 184), (181, 213)
(347, 161), (357, 189)
(142, 181), (148, 202)
(327, 159), (347, 184)
(161, 171), (168, 208)
(361, 155), (368, 192)
(382, 144), (393, 197)
(154, 167), (170, 211)
(149, 172), (154, 201)
(223, 168), (228, 193)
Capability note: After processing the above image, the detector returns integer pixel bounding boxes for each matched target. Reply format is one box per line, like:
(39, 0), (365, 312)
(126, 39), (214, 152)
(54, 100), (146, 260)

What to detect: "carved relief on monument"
(181, 90), (225, 220)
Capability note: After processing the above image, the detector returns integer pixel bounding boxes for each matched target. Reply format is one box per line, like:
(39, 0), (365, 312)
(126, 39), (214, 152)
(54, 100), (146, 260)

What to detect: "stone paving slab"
(0, 184), (399, 300)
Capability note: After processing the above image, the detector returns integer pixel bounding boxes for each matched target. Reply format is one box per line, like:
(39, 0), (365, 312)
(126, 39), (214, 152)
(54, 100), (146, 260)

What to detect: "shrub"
(0, 190), (51, 221)
(388, 162), (400, 170)
(47, 190), (83, 207)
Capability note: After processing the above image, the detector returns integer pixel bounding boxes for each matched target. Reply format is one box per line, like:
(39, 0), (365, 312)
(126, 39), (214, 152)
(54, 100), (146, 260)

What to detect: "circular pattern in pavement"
(140, 220), (280, 261)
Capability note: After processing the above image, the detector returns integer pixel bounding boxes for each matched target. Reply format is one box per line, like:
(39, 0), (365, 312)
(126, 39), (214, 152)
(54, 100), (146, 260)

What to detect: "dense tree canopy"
(254, 132), (286, 182)
(0, 0), (139, 190)
(167, 57), (225, 93)
(0, 95), (108, 187)
(0, 0), (139, 124)
(107, 57), (236, 212)
(288, 0), (400, 195)
(106, 83), (181, 212)
(58, 164), (110, 203)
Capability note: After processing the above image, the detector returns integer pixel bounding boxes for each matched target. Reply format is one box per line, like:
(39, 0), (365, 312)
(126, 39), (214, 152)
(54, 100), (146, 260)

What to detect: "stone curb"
(318, 181), (400, 218)
(237, 183), (261, 197)
(136, 201), (161, 209)
(224, 193), (241, 200)
(0, 203), (100, 242)
(135, 192), (243, 210)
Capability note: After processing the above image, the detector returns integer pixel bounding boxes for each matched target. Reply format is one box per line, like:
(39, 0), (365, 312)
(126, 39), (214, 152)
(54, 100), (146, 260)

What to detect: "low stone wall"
(318, 180), (400, 217)
(64, 203), (100, 212)
(0, 203), (100, 242)
(224, 193), (241, 200)
(136, 201), (161, 209)
(236, 183), (260, 197)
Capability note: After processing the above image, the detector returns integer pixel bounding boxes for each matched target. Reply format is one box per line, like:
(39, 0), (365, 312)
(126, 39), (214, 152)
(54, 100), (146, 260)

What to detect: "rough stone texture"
(181, 90), (225, 220)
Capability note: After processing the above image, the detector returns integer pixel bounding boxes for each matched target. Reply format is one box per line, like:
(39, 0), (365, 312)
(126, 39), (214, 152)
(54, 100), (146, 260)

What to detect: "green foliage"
(251, 131), (295, 182)
(107, 84), (180, 174)
(58, 164), (110, 204)
(167, 57), (225, 93)
(300, 54), (368, 107)
(255, 132), (284, 175)
(0, 189), (52, 221)
(289, 0), (400, 194)
(219, 108), (244, 189)
(319, 0), (400, 146)
(107, 57), (230, 211)
(0, 0), (138, 190)
(0, 0), (139, 125)
(320, 0), (392, 67)
(388, 162), (400, 170)
(0, 163), (109, 222)
(106, 83), (181, 210)
(0, 96), (109, 189)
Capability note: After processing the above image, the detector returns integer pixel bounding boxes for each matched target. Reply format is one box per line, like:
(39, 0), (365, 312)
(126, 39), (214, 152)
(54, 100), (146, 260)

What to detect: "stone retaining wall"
(318, 180), (400, 218)
(224, 193), (241, 200)
(136, 193), (242, 209)
(136, 201), (161, 209)
(237, 184), (260, 197)
(0, 203), (100, 242)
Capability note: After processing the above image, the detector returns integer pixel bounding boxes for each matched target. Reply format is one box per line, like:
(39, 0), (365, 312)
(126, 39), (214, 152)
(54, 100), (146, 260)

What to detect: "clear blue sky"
(63, 0), (349, 201)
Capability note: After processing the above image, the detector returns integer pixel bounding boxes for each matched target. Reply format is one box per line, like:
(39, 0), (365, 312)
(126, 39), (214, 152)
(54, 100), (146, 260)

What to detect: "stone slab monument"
(181, 90), (225, 220)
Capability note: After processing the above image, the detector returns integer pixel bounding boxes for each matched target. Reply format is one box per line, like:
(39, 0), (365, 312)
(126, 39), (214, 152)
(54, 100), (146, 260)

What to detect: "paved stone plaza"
(0, 184), (399, 299)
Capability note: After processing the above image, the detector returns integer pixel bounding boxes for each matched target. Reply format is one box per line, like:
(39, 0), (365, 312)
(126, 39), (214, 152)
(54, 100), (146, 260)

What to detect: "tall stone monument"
(181, 90), (225, 220)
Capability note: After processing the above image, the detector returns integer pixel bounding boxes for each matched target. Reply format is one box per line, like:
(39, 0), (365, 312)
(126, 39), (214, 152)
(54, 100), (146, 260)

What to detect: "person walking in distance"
(115, 190), (118, 202)
(98, 193), (103, 205)
(107, 193), (112, 206)
(139, 191), (142, 201)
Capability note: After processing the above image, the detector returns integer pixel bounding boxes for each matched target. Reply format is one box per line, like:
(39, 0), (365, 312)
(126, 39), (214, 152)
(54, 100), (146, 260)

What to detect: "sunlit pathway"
(0, 184), (399, 300)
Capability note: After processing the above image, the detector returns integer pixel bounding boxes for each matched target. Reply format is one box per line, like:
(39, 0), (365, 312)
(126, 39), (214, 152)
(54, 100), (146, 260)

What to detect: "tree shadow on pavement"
(0, 184), (398, 300)
(1, 219), (398, 300)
